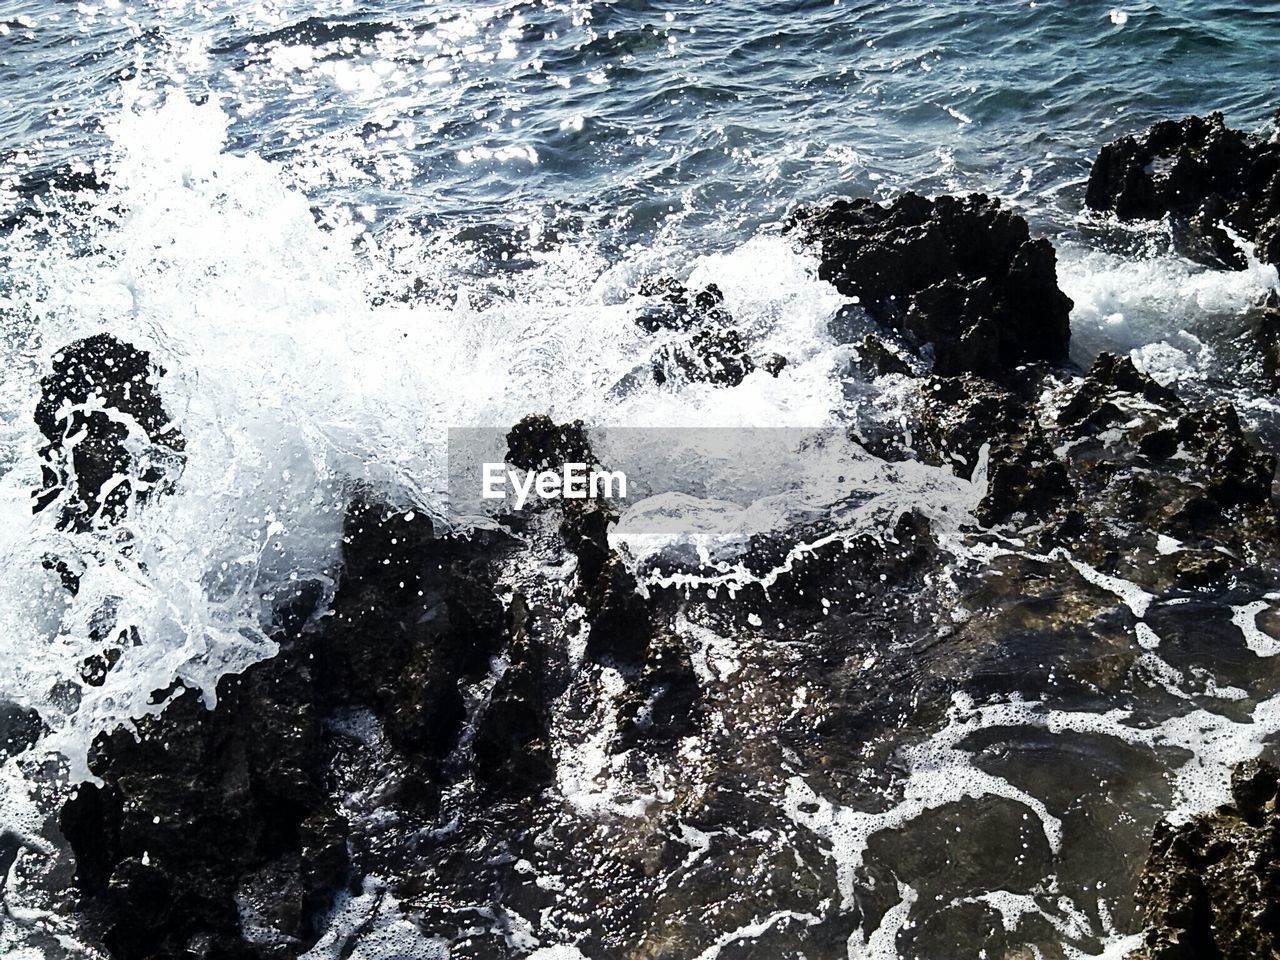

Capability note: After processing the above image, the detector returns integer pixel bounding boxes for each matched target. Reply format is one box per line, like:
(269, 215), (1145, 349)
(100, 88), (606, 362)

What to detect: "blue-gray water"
(4, 0), (1279, 245)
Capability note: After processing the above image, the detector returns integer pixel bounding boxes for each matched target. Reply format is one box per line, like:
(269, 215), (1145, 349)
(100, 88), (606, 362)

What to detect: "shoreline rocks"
(1085, 111), (1280, 269)
(1128, 760), (1280, 960)
(784, 192), (1073, 379)
(26, 159), (1280, 959)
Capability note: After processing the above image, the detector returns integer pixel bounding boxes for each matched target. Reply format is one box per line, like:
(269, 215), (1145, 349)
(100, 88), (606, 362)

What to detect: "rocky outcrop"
(56, 494), (536, 959)
(33, 333), (185, 532)
(784, 192), (1073, 378)
(911, 349), (1277, 540)
(1086, 111), (1280, 268)
(915, 373), (1071, 525)
(1258, 289), (1280, 389)
(1128, 759), (1280, 960)
(59, 646), (350, 960)
(634, 277), (786, 387)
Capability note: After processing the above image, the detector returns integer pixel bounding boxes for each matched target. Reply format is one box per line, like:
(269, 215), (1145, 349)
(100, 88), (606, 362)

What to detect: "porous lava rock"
(1128, 759), (1280, 960)
(34, 333), (185, 531)
(633, 276), (785, 387)
(784, 192), (1073, 378)
(1086, 111), (1280, 269)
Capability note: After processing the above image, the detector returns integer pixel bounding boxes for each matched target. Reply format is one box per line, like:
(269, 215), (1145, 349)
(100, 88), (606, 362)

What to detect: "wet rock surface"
(36, 204), (1280, 960)
(33, 333), (185, 532)
(1129, 759), (1280, 960)
(784, 192), (1074, 378)
(1086, 111), (1280, 269)
(633, 277), (785, 386)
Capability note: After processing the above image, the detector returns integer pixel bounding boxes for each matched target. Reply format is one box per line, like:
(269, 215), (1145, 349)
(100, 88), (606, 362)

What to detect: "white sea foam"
(1057, 239), (1277, 377)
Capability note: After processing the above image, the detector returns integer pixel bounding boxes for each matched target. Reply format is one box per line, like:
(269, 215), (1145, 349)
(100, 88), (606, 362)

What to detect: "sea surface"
(1, 2), (1279, 958)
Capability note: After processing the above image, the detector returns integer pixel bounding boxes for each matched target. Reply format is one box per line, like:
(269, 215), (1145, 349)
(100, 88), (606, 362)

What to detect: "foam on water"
(1058, 235), (1279, 380)
(0, 88), (863, 783)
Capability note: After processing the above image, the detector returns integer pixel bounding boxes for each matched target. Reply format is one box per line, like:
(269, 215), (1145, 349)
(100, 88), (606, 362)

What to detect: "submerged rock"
(1086, 111), (1280, 268)
(633, 276), (784, 386)
(1129, 759), (1280, 960)
(784, 192), (1073, 378)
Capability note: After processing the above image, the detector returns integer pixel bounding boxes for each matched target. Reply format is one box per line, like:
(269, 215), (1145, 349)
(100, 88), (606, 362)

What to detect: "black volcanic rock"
(58, 497), (532, 959)
(1258, 289), (1280, 389)
(1129, 759), (1280, 960)
(59, 664), (350, 960)
(1058, 353), (1180, 433)
(471, 593), (553, 796)
(917, 374), (1071, 525)
(34, 333), (185, 531)
(634, 276), (779, 387)
(784, 192), (1073, 378)
(505, 415), (653, 664)
(0, 702), (43, 760)
(1086, 111), (1280, 269)
(506, 413), (593, 472)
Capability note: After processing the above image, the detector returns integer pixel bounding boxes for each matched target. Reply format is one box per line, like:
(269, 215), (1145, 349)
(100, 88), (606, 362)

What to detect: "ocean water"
(1, 1), (1279, 958)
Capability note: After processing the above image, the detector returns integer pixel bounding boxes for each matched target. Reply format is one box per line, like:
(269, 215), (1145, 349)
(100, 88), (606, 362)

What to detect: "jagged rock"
(634, 277), (730, 333)
(1128, 759), (1280, 960)
(506, 413), (593, 472)
(1258, 289), (1280, 389)
(504, 416), (652, 664)
(653, 327), (756, 387)
(1086, 111), (1280, 269)
(316, 498), (513, 772)
(848, 333), (914, 378)
(57, 489), (523, 958)
(58, 659), (349, 960)
(634, 277), (769, 387)
(1187, 403), (1276, 511)
(616, 634), (701, 746)
(471, 594), (553, 796)
(784, 192), (1073, 378)
(0, 702), (43, 760)
(917, 375), (1071, 525)
(761, 353), (788, 377)
(33, 333), (185, 531)
(1058, 353), (1180, 437)
(583, 554), (651, 665)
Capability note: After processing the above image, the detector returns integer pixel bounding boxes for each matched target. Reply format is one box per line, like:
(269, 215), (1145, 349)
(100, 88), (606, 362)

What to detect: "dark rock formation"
(505, 414), (653, 664)
(634, 277), (731, 333)
(57, 495), (544, 959)
(653, 326), (757, 387)
(506, 413), (593, 472)
(1129, 759), (1280, 960)
(34, 333), (185, 531)
(1258, 289), (1280, 389)
(912, 350), (1277, 539)
(784, 192), (1073, 378)
(59, 661), (350, 960)
(916, 374), (1071, 525)
(616, 634), (701, 746)
(470, 594), (553, 796)
(0, 702), (43, 760)
(1086, 111), (1280, 268)
(633, 276), (785, 386)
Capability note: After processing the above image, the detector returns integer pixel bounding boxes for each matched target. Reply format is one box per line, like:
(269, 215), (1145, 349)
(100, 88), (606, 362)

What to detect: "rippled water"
(2, 2), (1280, 959)
(4, 1), (1279, 237)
